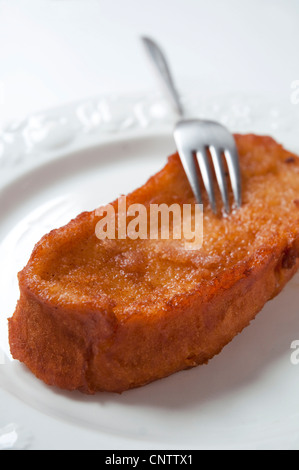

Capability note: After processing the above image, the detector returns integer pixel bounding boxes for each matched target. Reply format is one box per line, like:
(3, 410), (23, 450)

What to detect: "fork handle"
(141, 36), (185, 117)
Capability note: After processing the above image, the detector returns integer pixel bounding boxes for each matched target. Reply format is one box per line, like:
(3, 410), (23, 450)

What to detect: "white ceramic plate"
(1, 102), (299, 450)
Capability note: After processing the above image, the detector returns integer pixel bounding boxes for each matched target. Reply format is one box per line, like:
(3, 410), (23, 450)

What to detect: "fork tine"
(224, 148), (242, 208)
(176, 147), (202, 204)
(209, 145), (230, 213)
(196, 150), (217, 213)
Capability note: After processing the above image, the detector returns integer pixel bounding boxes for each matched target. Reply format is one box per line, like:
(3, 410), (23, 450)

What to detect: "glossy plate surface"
(0, 114), (299, 450)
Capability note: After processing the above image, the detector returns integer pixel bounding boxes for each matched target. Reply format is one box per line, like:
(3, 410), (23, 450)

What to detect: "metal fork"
(141, 36), (242, 214)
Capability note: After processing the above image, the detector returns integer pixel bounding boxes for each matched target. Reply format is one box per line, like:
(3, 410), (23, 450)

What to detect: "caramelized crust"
(8, 134), (299, 393)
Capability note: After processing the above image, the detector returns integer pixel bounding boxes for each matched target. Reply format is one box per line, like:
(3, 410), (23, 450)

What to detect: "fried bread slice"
(8, 134), (299, 393)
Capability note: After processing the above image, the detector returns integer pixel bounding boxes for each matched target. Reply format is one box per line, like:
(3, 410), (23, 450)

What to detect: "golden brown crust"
(8, 134), (299, 393)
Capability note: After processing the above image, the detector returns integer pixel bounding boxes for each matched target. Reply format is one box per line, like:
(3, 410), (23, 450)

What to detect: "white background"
(1, 0), (299, 451)
(1, 0), (299, 127)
